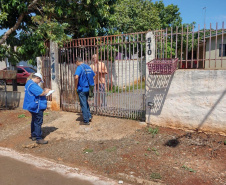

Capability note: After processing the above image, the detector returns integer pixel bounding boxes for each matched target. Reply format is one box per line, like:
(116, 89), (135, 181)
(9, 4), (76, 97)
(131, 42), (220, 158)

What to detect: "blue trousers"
(78, 91), (91, 123)
(30, 110), (44, 140)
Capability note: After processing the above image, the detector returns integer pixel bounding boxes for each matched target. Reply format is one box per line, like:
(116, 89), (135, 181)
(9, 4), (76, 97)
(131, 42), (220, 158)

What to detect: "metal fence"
(154, 22), (225, 69)
(0, 80), (21, 109)
(59, 32), (146, 120)
(42, 22), (225, 119)
(42, 42), (52, 101)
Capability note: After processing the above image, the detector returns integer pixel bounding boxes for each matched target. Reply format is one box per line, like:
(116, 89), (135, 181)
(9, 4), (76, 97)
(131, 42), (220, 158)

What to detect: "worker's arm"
(74, 75), (79, 91)
(39, 88), (51, 96)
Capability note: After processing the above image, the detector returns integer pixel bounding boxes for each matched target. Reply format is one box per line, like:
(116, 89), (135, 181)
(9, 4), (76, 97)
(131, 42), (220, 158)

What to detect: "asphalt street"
(0, 156), (94, 185)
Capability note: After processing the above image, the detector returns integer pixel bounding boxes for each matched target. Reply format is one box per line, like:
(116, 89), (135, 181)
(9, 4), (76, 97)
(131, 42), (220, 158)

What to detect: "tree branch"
(0, 0), (39, 45)
(27, 0), (39, 10)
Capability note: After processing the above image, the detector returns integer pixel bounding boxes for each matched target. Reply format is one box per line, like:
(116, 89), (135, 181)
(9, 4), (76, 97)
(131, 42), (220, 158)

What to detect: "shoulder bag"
(81, 64), (94, 98)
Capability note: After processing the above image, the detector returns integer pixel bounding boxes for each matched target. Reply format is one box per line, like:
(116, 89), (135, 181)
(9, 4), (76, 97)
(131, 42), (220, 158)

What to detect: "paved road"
(0, 156), (94, 185)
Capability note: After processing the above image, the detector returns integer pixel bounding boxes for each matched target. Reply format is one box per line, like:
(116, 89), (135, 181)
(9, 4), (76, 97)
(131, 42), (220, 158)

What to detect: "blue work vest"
(23, 80), (47, 113)
(74, 64), (95, 92)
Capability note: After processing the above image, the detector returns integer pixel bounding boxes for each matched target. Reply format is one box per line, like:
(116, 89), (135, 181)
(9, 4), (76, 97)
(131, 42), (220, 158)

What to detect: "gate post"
(36, 57), (42, 77)
(36, 57), (43, 88)
(50, 41), (60, 110)
(145, 31), (155, 123)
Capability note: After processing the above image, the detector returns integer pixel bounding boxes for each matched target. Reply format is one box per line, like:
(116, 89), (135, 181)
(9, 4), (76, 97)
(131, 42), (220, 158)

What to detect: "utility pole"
(203, 7), (206, 27)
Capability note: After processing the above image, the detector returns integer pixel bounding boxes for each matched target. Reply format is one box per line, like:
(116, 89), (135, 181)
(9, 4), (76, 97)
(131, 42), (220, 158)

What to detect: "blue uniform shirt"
(23, 79), (47, 113)
(74, 64), (95, 92)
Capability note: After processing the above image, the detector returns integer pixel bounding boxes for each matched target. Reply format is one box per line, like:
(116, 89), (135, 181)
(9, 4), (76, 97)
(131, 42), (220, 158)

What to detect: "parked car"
(3, 66), (37, 84)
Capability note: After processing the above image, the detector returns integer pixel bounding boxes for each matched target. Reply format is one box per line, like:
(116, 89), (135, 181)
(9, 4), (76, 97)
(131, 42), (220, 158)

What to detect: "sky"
(155, 0), (226, 30)
(0, 0), (226, 35)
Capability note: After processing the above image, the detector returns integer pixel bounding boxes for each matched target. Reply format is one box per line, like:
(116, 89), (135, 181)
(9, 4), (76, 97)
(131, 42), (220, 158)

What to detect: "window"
(24, 67), (36, 73)
(219, 44), (226, 57)
(17, 68), (25, 73)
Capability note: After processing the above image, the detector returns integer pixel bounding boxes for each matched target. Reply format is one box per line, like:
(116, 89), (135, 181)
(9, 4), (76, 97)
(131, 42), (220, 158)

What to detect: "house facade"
(205, 32), (226, 69)
(0, 58), (7, 70)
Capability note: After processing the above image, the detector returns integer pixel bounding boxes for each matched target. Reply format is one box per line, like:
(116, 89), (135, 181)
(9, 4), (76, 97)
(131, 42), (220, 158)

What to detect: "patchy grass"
(83, 148), (93, 153)
(147, 147), (159, 156)
(44, 112), (49, 116)
(147, 127), (159, 137)
(18, 114), (26, 118)
(150, 172), (161, 180)
(152, 147), (159, 156)
(108, 80), (145, 94)
(106, 146), (117, 152)
(182, 165), (196, 173)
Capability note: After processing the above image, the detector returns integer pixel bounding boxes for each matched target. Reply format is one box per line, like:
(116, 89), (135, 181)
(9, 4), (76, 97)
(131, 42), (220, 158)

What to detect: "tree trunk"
(12, 65), (17, 91)
(0, 0), (39, 45)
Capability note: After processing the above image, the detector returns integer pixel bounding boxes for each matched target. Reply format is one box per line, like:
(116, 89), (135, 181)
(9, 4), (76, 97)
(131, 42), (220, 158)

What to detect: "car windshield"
(23, 67), (37, 73)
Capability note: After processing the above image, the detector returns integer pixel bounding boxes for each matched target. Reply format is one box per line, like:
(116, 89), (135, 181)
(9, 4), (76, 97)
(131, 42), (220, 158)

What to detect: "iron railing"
(42, 22), (225, 119)
(59, 32), (147, 120)
(154, 22), (225, 69)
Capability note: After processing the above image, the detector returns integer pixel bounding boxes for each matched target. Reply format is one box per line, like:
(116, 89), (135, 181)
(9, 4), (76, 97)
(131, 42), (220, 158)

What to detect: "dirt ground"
(0, 108), (225, 185)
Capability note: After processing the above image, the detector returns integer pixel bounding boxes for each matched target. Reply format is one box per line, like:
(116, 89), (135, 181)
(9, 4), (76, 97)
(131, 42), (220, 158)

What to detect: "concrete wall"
(58, 59), (146, 90)
(36, 42), (61, 110)
(146, 70), (226, 135)
(108, 59), (146, 87)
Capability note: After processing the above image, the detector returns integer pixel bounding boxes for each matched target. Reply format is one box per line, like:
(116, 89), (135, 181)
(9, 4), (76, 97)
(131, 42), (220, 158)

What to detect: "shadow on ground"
(42, 127), (58, 138)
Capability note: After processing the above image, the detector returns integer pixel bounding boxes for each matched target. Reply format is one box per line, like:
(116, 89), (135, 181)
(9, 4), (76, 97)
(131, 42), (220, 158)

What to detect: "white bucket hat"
(34, 73), (44, 83)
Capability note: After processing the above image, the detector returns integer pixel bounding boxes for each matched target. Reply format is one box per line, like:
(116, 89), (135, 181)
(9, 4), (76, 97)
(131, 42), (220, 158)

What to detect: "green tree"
(61, 0), (116, 38)
(108, 0), (160, 34)
(108, 0), (183, 35)
(0, 0), (115, 65)
(153, 0), (182, 29)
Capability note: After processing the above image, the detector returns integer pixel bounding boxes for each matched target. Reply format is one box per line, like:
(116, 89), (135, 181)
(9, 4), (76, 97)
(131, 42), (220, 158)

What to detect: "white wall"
(0, 58), (7, 70)
(58, 59), (146, 89)
(108, 59), (146, 87)
(146, 70), (226, 135)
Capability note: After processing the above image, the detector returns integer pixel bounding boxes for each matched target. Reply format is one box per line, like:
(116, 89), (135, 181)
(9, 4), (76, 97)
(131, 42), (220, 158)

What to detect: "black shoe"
(79, 121), (90, 125)
(36, 139), (48, 144)
(29, 136), (36, 141)
(89, 117), (92, 122)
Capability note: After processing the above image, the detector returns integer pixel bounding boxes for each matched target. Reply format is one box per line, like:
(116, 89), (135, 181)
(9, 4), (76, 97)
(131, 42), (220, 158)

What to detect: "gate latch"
(148, 102), (154, 109)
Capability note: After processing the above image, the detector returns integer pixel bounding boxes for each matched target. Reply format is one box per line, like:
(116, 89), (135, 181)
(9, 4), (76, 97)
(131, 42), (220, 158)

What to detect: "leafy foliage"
(108, 0), (183, 35)
(153, 0), (182, 29)
(108, 0), (160, 34)
(0, 0), (115, 65)
(0, 0), (192, 66)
